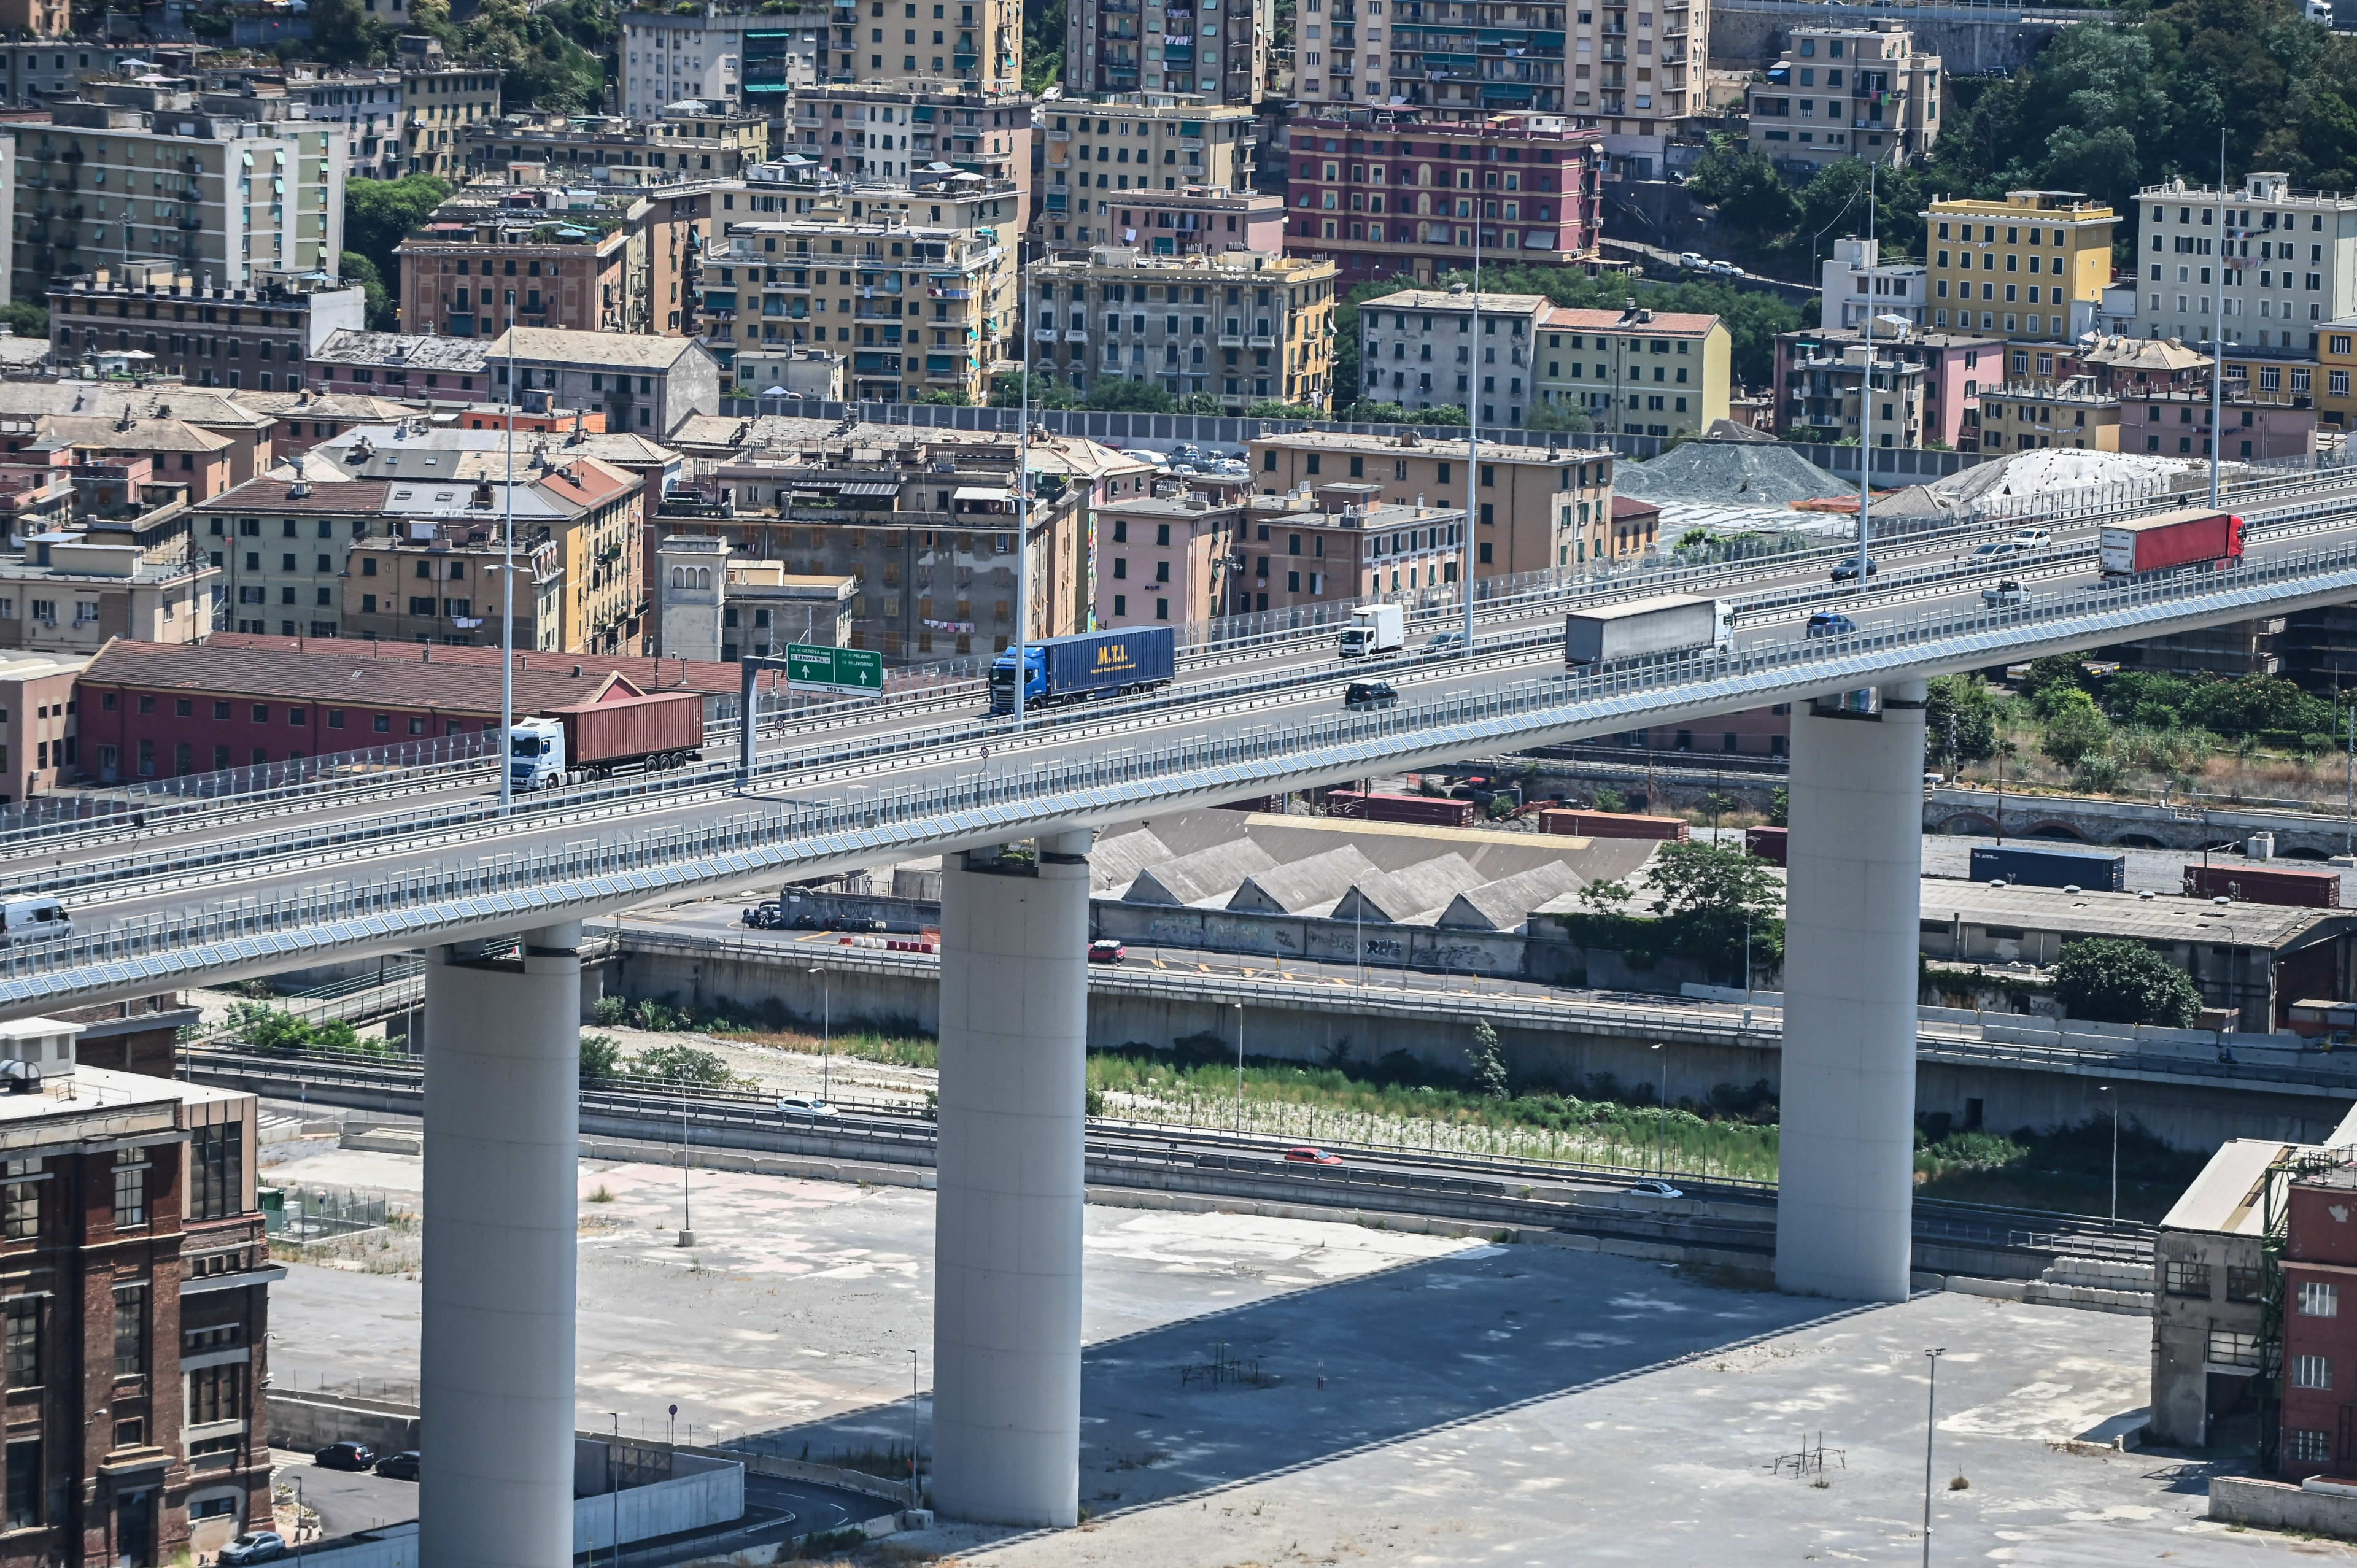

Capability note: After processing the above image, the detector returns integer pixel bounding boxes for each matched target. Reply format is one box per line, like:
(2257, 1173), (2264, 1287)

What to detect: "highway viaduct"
(10, 490), (2357, 1559)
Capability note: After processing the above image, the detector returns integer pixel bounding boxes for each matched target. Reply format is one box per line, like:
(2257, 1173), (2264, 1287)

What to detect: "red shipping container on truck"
(2183, 863), (2342, 908)
(2099, 509), (2243, 576)
(544, 690), (704, 768)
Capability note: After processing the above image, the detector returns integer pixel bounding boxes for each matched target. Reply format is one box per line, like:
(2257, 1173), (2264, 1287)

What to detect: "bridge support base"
(419, 922), (582, 1568)
(931, 832), (1092, 1527)
(1775, 681), (1927, 1303)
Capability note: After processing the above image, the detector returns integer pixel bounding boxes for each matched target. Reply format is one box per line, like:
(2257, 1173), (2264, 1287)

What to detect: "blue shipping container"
(990, 626), (1177, 713)
(1968, 844), (2127, 891)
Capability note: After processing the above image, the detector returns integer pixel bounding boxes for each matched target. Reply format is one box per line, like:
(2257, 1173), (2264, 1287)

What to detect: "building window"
(2295, 1353), (2335, 1391)
(112, 1151), (147, 1231)
(188, 1363), (244, 1426)
(2164, 1259), (2212, 1297)
(4, 1442), (34, 1531)
(2301, 1280), (2339, 1317)
(112, 1283), (147, 1378)
(2207, 1327), (2262, 1368)
(4, 1300), (36, 1389)
(0, 1160), (39, 1243)
(2227, 1265), (2263, 1302)
(190, 1124), (239, 1224)
(2292, 1427), (2335, 1464)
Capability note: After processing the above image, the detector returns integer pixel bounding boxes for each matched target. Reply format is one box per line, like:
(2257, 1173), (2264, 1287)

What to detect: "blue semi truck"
(989, 626), (1177, 714)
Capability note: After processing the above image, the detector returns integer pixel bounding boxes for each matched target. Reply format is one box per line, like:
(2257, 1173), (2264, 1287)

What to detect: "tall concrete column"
(419, 922), (582, 1568)
(1775, 682), (1927, 1302)
(931, 831), (1092, 1526)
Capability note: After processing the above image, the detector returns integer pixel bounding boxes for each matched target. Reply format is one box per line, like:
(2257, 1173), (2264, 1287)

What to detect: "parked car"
(1829, 556), (1879, 581)
(1628, 1178), (1684, 1199)
(374, 1450), (422, 1481)
(1708, 260), (1740, 276)
(1806, 611), (1857, 638)
(1173, 443), (1204, 462)
(219, 1533), (290, 1565)
(776, 1096), (840, 1119)
(1088, 938), (1128, 964)
(1677, 251), (1706, 269)
(1983, 579), (2029, 608)
(314, 1442), (375, 1472)
(1345, 681), (1399, 709)
(1283, 1146), (1344, 1165)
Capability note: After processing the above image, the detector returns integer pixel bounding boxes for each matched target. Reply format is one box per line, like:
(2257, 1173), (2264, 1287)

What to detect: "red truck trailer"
(509, 690), (705, 789)
(2183, 863), (2343, 908)
(1323, 790), (1478, 828)
(2099, 509), (2244, 577)
(1744, 825), (1789, 865)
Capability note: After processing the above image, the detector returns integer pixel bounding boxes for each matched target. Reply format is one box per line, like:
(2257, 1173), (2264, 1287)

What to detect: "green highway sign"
(784, 643), (884, 696)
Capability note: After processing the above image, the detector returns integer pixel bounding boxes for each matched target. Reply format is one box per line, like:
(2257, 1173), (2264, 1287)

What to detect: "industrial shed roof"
(1227, 845), (1380, 915)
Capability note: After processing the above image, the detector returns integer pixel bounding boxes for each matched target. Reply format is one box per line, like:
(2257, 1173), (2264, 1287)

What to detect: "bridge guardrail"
(17, 533), (2357, 1006)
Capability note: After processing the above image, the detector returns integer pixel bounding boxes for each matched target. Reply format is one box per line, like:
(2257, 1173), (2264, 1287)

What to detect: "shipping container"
(1563, 595), (1734, 665)
(1324, 789), (1478, 828)
(1968, 844), (2127, 891)
(1745, 825), (1789, 866)
(509, 690), (705, 789)
(2097, 509), (2244, 577)
(2183, 863), (2343, 908)
(990, 626), (1177, 713)
(1538, 809), (1692, 842)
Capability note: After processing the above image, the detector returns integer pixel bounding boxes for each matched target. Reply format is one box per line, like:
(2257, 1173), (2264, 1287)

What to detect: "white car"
(1707, 260), (1740, 277)
(1628, 1179), (1685, 1199)
(1983, 579), (2029, 608)
(1677, 251), (1705, 269)
(776, 1097), (840, 1119)
(2011, 527), (2053, 547)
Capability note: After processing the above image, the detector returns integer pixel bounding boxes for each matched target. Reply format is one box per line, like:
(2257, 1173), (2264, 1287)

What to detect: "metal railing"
(14, 530), (2357, 1006)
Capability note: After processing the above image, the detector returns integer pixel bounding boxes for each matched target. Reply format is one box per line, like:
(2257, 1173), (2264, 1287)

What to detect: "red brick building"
(2281, 1164), (2357, 1475)
(0, 1014), (273, 1566)
(1282, 109), (1605, 288)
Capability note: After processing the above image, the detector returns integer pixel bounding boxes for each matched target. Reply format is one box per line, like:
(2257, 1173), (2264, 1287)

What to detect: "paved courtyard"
(259, 1127), (2356, 1566)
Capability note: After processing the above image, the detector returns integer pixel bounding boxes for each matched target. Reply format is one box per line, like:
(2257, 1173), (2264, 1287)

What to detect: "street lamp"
(608, 1412), (621, 1568)
(675, 1070), (695, 1249)
(1234, 1000), (1245, 1134)
(1922, 1347), (1947, 1567)
(806, 965), (832, 1102)
(1651, 1041), (1666, 1174)
(2099, 1084), (2118, 1221)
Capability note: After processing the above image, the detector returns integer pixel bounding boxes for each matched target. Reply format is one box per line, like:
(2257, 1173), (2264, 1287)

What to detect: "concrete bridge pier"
(1775, 682), (1927, 1303)
(418, 922), (583, 1568)
(931, 832), (1093, 1527)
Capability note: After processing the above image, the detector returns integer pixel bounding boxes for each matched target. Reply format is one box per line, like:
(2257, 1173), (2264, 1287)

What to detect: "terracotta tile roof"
(80, 638), (638, 714)
(200, 633), (778, 698)
(193, 478), (393, 514)
(35, 415), (232, 454)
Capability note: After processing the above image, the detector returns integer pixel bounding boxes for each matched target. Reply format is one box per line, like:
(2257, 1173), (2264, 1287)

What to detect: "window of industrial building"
(4, 1300), (36, 1388)
(2207, 1327), (2262, 1368)
(2164, 1259), (2211, 1297)
(111, 1283), (147, 1377)
(4, 1441), (35, 1531)
(112, 1151), (147, 1231)
(2227, 1265), (2263, 1302)
(2294, 1354), (2334, 1390)
(2292, 1428), (2334, 1464)
(2302, 1280), (2340, 1317)
(190, 1124), (241, 1223)
(0, 1161), (38, 1242)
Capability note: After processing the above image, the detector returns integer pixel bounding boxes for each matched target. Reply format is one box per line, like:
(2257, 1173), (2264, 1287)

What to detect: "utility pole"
(498, 334), (517, 816)
(1462, 212), (1479, 654)
(1857, 159), (1876, 595)
(1013, 252), (1032, 731)
(1922, 1347), (1946, 1566)
(2211, 131), (2226, 510)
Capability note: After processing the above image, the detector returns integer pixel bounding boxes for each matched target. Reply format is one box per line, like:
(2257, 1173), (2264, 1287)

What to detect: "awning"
(952, 486), (1010, 502)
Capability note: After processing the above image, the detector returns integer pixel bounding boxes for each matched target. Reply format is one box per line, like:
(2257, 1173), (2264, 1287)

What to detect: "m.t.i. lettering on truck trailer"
(786, 643), (884, 696)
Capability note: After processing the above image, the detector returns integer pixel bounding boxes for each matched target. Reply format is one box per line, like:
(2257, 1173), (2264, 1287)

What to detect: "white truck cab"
(1337, 603), (1405, 658)
(508, 718), (568, 791)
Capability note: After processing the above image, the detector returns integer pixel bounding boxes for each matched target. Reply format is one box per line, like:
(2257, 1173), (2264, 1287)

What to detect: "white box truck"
(1337, 603), (1405, 658)
(1563, 595), (1735, 665)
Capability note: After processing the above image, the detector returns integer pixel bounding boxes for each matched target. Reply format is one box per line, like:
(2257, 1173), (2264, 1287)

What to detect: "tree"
(1925, 674), (1999, 769)
(1338, 400), (1411, 423)
(339, 252), (397, 332)
(2053, 937), (2203, 1027)
(2039, 688), (2113, 768)
(0, 302), (46, 342)
(310, 1018), (363, 1054)
(1023, 0), (1066, 91)
(1646, 840), (1785, 978)
(344, 174), (452, 284)
(1684, 144), (1802, 237)
(1523, 401), (1595, 434)
(309, 0), (394, 64)
(627, 1043), (735, 1088)
(1414, 404), (1470, 427)
(1465, 1018), (1509, 1099)
(579, 1032), (622, 1084)
(988, 369), (1078, 409)
(228, 1003), (312, 1056)
(1175, 392), (1225, 414)
(1247, 400), (1322, 419)
(1086, 377), (1175, 413)
(915, 388), (971, 406)
(2018, 654), (2091, 714)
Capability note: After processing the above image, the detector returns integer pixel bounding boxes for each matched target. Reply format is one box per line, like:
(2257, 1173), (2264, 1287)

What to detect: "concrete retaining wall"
(572, 1439), (743, 1555)
(2210, 1475), (2357, 1539)
(265, 1389), (420, 1456)
(1926, 786), (2356, 857)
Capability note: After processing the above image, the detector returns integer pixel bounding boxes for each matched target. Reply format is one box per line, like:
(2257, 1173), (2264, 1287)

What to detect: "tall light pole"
(1922, 1346), (1946, 1567)
(498, 333), (517, 816)
(806, 965), (832, 1102)
(2100, 1084), (2118, 1221)
(1461, 209), (1479, 652)
(1651, 1041), (1666, 1173)
(2211, 131), (2227, 510)
(1012, 251), (1032, 731)
(1234, 999), (1245, 1133)
(675, 1068), (694, 1248)
(1856, 159), (1876, 595)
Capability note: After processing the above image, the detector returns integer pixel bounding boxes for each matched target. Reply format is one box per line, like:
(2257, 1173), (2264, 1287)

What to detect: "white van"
(0, 897), (71, 945)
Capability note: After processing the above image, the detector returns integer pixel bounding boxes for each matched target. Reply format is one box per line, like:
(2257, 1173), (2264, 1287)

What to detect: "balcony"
(1249, 334), (1275, 347)
(1217, 332), (1243, 347)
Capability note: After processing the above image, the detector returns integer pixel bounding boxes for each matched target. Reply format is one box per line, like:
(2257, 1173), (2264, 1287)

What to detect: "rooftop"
(1923, 877), (2350, 949)
(2160, 1137), (2298, 1236)
(310, 331), (495, 373)
(80, 638), (637, 711)
(1254, 428), (1608, 465)
(1360, 288), (1552, 315)
(1538, 306), (1722, 336)
(485, 329), (711, 372)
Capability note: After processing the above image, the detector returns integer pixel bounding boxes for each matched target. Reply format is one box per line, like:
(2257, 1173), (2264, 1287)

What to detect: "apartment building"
(2134, 172), (2357, 352)
(788, 82), (1035, 225)
(0, 535), (215, 655)
(1279, 107), (1603, 285)
(486, 326), (722, 434)
(0, 1016), (273, 1566)
(47, 261), (365, 392)
(1746, 23), (1939, 171)
(1530, 304), (1730, 437)
(193, 478), (382, 640)
(13, 80), (344, 305)
(462, 106), (772, 183)
(1924, 188), (2116, 342)
(1093, 486), (1247, 625)
(1770, 325), (2001, 449)
(699, 217), (1012, 403)
(1559, 0), (1705, 142)
(1351, 284), (1544, 426)
(1029, 247), (1339, 411)
(1250, 427), (1612, 576)
(1066, 0), (1269, 104)
(741, 19), (827, 122)
(1040, 94), (1252, 240)
(0, 39), (147, 106)
(394, 39), (502, 181)
(1368, 0), (1570, 114)
(395, 215), (640, 339)
(294, 66), (408, 180)
(622, 7), (751, 120)
(1043, 180), (1280, 255)
(653, 535), (855, 661)
(1820, 235), (1925, 330)
(1780, 338), (1926, 447)
(743, 161), (1026, 237)
(0, 651), (84, 803)
(309, 330), (494, 400)
(818, 0), (1023, 93)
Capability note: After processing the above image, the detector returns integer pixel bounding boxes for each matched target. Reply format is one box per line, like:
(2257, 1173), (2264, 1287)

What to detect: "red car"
(1088, 939), (1127, 964)
(1283, 1146), (1342, 1165)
